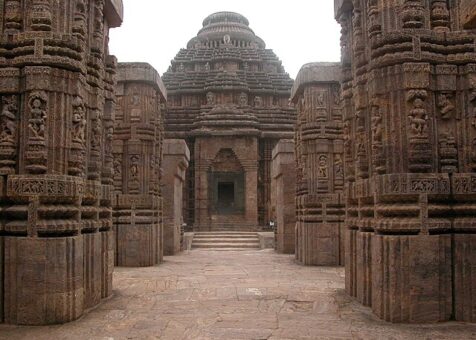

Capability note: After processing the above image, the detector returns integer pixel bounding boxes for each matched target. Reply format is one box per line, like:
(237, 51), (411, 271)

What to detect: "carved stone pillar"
(162, 139), (190, 255)
(113, 63), (166, 267)
(335, 0), (476, 323)
(291, 63), (344, 266)
(0, 0), (123, 325)
(271, 139), (296, 254)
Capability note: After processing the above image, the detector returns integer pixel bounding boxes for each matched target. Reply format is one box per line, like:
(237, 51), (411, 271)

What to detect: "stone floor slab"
(1, 249), (475, 339)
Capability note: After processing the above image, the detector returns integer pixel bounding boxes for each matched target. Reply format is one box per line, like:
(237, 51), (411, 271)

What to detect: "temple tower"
(162, 12), (295, 231)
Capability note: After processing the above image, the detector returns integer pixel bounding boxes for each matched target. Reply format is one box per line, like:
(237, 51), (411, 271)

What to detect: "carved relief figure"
(254, 96), (263, 107)
(316, 91), (326, 108)
(239, 92), (248, 106)
(91, 112), (102, 151)
(72, 96), (86, 145)
(223, 34), (231, 44)
(28, 91), (48, 140)
(371, 104), (382, 144)
(437, 93), (455, 120)
(407, 91), (429, 138)
(0, 95), (18, 144)
(113, 155), (122, 177)
(318, 155), (328, 178)
(206, 91), (215, 106)
(334, 154), (344, 179)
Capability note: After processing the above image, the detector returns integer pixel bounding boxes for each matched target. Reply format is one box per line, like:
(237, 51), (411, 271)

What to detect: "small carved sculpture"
(408, 97), (428, 137)
(206, 91), (215, 106)
(0, 95), (17, 144)
(28, 91), (48, 140)
(318, 155), (328, 178)
(72, 96), (86, 145)
(437, 93), (455, 120)
(254, 96), (263, 107)
(239, 92), (248, 106)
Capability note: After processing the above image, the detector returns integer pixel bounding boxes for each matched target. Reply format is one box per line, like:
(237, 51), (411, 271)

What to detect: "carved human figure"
(334, 155), (344, 179)
(343, 120), (352, 157)
(316, 91), (326, 107)
(318, 155), (328, 178)
(223, 34), (231, 44)
(408, 98), (428, 137)
(113, 155), (122, 177)
(91, 113), (102, 150)
(28, 93), (47, 140)
(0, 96), (17, 144)
(371, 104), (382, 143)
(437, 93), (455, 120)
(204, 62), (210, 71)
(206, 91), (215, 106)
(239, 92), (248, 106)
(72, 97), (86, 145)
(254, 96), (263, 107)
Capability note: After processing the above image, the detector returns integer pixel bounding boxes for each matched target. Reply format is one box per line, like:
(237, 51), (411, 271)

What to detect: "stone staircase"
(192, 231), (260, 250)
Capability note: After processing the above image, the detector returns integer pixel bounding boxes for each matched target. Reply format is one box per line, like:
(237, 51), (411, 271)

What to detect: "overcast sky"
(109, 0), (341, 79)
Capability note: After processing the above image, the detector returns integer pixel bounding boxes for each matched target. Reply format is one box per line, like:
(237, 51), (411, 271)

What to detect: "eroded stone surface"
(271, 139), (296, 254)
(113, 62), (167, 267)
(291, 63), (344, 266)
(0, 0), (122, 325)
(162, 139), (190, 255)
(335, 0), (476, 323)
(0, 250), (475, 339)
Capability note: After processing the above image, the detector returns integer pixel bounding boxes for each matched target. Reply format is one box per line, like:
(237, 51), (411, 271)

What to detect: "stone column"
(335, 0), (476, 323)
(291, 63), (344, 266)
(0, 0), (123, 325)
(271, 139), (296, 254)
(113, 63), (166, 267)
(162, 139), (190, 255)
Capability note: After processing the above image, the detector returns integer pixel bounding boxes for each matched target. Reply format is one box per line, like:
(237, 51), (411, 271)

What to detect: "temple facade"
(162, 12), (295, 230)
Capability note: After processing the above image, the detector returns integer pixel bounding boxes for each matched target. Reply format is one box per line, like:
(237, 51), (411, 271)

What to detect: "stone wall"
(162, 139), (190, 255)
(335, 0), (476, 323)
(291, 63), (344, 266)
(113, 63), (166, 267)
(0, 1), (123, 325)
(461, 0), (476, 28)
(271, 139), (296, 254)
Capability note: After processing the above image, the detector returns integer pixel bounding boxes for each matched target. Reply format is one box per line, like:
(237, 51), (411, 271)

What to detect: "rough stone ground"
(1, 249), (476, 340)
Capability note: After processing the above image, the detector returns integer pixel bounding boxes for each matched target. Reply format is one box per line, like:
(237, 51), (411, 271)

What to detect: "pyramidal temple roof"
(188, 11), (265, 49)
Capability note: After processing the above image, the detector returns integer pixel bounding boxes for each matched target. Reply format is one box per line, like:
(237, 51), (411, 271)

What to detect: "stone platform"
(1, 250), (475, 339)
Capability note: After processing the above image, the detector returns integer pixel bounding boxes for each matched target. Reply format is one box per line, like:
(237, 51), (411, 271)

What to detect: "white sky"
(109, 0), (341, 79)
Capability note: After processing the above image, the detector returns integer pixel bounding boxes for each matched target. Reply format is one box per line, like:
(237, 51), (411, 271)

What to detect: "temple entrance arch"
(193, 136), (259, 231)
(209, 148), (245, 216)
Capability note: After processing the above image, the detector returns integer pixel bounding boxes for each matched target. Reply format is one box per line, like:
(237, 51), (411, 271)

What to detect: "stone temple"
(1, 2), (476, 337)
(162, 12), (295, 231)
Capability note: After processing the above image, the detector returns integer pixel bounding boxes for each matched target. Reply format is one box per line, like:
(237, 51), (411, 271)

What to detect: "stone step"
(193, 235), (258, 239)
(191, 248), (259, 251)
(193, 238), (260, 244)
(192, 242), (260, 249)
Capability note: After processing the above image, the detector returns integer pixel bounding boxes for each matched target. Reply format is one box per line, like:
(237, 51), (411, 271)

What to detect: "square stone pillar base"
(4, 236), (84, 325)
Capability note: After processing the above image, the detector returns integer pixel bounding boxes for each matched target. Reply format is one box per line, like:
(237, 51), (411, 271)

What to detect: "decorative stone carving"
(113, 63), (166, 267)
(335, 0), (476, 323)
(291, 62), (344, 266)
(0, 0), (123, 326)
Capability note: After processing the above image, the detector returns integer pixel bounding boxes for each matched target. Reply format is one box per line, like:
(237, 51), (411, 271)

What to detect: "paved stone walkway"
(1, 249), (476, 339)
